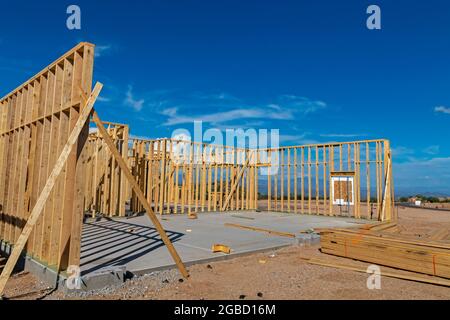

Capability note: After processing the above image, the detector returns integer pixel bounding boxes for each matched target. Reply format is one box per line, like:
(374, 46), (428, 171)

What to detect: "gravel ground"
(2, 206), (450, 300)
(1, 271), (53, 300)
(48, 269), (182, 300)
(46, 244), (450, 300)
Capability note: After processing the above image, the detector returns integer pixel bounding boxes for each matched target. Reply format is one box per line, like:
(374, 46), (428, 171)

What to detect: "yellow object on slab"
(212, 244), (231, 254)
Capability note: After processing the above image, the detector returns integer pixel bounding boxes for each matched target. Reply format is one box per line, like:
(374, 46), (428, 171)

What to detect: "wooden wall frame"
(86, 138), (394, 222)
(256, 140), (394, 221)
(0, 42), (95, 272)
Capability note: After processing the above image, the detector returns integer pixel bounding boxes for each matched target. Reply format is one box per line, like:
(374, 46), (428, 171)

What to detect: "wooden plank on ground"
(224, 222), (295, 238)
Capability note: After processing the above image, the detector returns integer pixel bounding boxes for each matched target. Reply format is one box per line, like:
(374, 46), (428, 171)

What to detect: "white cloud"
(277, 132), (324, 145)
(279, 95), (327, 114)
(194, 92), (240, 102)
(158, 94), (326, 126)
(95, 45), (112, 57)
(434, 106), (450, 114)
(97, 96), (110, 102)
(392, 146), (414, 157)
(171, 132), (191, 141)
(161, 106), (295, 126)
(129, 134), (152, 140)
(394, 156), (450, 194)
(161, 107), (178, 117)
(124, 85), (145, 111)
(423, 145), (440, 155)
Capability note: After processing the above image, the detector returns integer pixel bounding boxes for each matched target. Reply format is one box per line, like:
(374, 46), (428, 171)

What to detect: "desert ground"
(1, 205), (450, 300)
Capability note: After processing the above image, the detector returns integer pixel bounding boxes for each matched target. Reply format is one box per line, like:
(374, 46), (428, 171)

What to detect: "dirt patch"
(392, 206), (450, 240)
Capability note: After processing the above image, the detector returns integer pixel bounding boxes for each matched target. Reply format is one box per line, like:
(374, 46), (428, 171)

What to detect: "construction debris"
(188, 213), (198, 219)
(212, 244), (231, 254)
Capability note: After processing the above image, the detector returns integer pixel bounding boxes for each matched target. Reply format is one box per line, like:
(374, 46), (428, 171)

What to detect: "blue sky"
(1, 0), (449, 195)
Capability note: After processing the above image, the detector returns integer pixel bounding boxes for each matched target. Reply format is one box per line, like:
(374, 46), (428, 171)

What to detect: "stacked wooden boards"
(319, 227), (450, 279)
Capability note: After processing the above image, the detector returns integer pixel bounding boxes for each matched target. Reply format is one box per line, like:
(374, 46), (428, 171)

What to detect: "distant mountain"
(256, 177), (450, 198)
(393, 188), (450, 198)
(410, 191), (450, 198)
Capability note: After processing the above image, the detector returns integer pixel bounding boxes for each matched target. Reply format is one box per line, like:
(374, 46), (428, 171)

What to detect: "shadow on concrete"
(80, 218), (183, 275)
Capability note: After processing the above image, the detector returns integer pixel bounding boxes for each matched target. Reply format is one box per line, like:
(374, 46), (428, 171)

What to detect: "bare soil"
(2, 206), (450, 300)
(394, 205), (450, 240)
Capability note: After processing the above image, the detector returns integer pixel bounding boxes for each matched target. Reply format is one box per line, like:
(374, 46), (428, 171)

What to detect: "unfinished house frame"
(0, 42), (396, 295)
(92, 139), (394, 221)
(89, 138), (394, 221)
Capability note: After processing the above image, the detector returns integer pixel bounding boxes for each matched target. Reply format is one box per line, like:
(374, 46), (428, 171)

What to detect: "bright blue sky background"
(1, 0), (449, 196)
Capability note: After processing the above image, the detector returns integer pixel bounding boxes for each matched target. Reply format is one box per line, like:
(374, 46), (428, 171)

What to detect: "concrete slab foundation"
(75, 211), (369, 290)
(2, 211), (373, 292)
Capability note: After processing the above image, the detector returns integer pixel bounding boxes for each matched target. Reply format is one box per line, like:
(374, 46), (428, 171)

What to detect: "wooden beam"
(221, 151), (254, 211)
(0, 82), (103, 297)
(91, 110), (189, 279)
(224, 222), (295, 238)
(380, 152), (392, 221)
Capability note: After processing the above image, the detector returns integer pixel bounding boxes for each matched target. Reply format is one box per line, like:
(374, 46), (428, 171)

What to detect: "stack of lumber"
(306, 257), (450, 287)
(318, 227), (450, 279)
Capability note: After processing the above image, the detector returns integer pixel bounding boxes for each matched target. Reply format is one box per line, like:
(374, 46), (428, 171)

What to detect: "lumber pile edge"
(318, 228), (450, 280)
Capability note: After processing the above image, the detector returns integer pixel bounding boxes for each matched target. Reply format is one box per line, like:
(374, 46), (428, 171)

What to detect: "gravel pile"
(49, 268), (181, 300)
